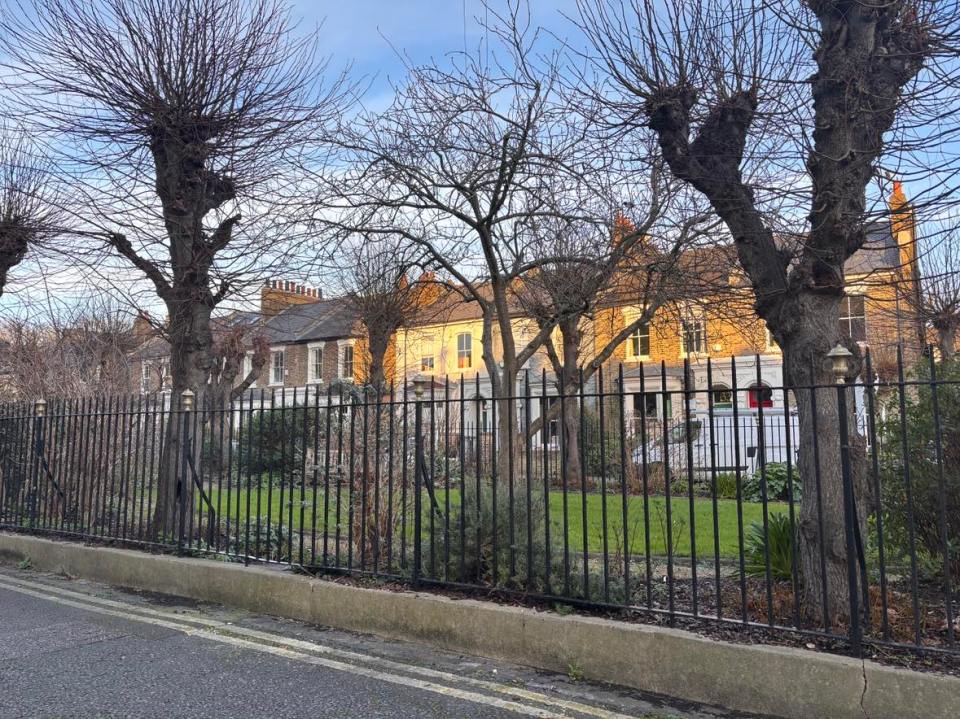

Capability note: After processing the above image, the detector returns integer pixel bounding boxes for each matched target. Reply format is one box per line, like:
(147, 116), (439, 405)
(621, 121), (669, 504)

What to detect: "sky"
(0, 0), (583, 320)
(306, 1), (576, 76)
(1, 1), (955, 322)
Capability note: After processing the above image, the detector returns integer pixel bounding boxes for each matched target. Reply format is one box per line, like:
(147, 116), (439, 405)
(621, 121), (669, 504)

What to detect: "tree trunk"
(779, 294), (869, 624)
(151, 301), (214, 541)
(938, 323), (957, 362)
(204, 389), (231, 476)
(558, 319), (583, 489)
(561, 399), (581, 489)
(494, 366), (518, 485)
(367, 331), (390, 397)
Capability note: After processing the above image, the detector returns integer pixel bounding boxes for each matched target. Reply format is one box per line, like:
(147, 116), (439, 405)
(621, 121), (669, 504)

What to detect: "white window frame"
(456, 332), (472, 369)
(270, 347), (285, 386)
(421, 354), (435, 373)
(627, 321), (651, 359)
(140, 361), (151, 393)
(839, 294), (867, 344)
(680, 311), (707, 357)
(338, 339), (355, 381)
(307, 343), (324, 384)
(243, 351), (255, 387)
(711, 383), (734, 410)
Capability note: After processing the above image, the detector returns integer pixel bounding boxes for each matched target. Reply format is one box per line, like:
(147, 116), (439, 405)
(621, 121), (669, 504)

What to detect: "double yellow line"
(0, 573), (636, 719)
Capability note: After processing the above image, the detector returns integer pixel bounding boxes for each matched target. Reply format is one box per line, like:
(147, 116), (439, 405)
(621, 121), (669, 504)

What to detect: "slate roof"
(131, 309), (263, 359)
(261, 299), (360, 344)
(845, 221), (903, 276)
(130, 219), (905, 359)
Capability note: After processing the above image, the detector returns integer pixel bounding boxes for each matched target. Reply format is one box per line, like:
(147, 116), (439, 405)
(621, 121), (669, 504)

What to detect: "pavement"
(0, 565), (755, 719)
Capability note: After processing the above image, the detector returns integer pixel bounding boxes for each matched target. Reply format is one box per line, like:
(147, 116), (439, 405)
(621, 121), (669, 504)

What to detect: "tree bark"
(366, 330), (391, 397)
(779, 293), (869, 624)
(937, 322), (958, 362)
(558, 317), (583, 488)
(139, 124), (238, 540)
(152, 300), (215, 541)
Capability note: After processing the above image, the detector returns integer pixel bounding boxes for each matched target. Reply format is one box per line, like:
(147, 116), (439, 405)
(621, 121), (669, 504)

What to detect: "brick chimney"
(260, 279), (322, 318)
(131, 311), (157, 345)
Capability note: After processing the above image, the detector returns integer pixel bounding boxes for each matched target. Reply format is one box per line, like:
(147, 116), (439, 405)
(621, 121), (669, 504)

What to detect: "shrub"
(742, 462), (802, 503)
(235, 407), (321, 475)
(226, 515), (304, 563)
(745, 512), (796, 581)
(714, 472), (739, 500)
(879, 358), (960, 579)
(632, 461), (666, 494)
(669, 477), (691, 497)
(423, 479), (558, 592)
(423, 478), (624, 602)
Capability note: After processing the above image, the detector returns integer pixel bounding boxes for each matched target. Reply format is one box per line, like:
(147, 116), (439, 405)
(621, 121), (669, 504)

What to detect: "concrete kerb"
(1, 533), (956, 719)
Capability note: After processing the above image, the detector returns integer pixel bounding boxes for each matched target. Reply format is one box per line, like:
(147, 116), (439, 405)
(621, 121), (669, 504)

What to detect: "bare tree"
(2, 0), (349, 536)
(325, 2), (609, 478)
(912, 217), (960, 360)
(577, 0), (960, 618)
(334, 237), (430, 395)
(0, 125), (61, 297)
(0, 296), (137, 399)
(515, 184), (722, 485)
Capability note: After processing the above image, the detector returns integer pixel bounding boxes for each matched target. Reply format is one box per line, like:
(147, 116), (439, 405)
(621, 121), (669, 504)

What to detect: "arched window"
(711, 384), (733, 410)
(748, 383), (774, 409)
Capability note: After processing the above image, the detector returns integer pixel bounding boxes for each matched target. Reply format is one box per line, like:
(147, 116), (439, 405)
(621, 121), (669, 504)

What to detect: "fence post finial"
(181, 389), (195, 411)
(34, 398), (46, 417)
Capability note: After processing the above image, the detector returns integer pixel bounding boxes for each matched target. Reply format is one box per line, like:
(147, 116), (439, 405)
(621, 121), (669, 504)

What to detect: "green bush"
(236, 407), (322, 475)
(714, 472), (739, 500)
(743, 462), (801, 503)
(879, 358), (960, 580)
(424, 479), (624, 602)
(693, 472), (738, 498)
(669, 477), (691, 497)
(745, 512), (795, 581)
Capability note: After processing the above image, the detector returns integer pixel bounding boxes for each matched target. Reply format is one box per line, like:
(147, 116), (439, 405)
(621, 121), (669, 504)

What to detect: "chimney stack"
(260, 278), (322, 318)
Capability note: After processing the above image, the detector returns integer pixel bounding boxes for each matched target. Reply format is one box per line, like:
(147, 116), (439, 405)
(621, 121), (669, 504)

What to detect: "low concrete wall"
(2, 533), (956, 719)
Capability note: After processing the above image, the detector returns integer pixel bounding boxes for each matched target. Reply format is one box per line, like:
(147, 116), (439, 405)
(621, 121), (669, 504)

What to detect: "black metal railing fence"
(1, 350), (957, 659)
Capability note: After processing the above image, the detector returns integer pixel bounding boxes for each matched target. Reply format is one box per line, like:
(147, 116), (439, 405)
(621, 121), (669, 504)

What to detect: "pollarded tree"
(334, 237), (431, 396)
(911, 216), (960, 360)
(578, 0), (960, 619)
(0, 125), (61, 297)
(1, 0), (349, 537)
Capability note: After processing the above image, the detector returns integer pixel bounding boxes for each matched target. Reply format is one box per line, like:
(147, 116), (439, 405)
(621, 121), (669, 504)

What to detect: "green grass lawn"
(200, 484), (787, 560)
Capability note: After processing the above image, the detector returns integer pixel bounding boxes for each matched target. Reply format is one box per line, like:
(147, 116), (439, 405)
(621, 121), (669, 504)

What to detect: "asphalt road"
(0, 566), (750, 719)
